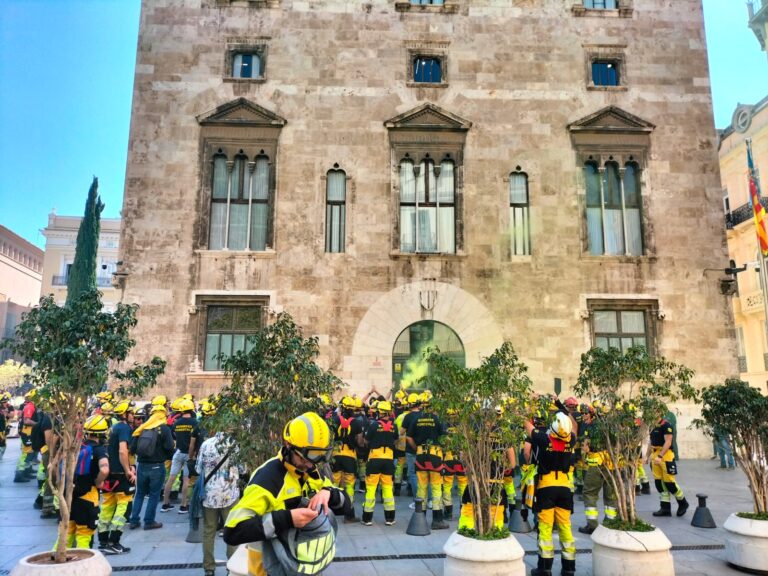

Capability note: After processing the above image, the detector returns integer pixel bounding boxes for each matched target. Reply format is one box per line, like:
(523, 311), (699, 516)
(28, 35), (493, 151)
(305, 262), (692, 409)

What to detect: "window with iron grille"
(509, 171), (530, 256)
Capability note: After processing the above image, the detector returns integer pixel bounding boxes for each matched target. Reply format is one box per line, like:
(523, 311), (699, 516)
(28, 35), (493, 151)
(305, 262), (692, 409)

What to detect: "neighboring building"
(120, 0), (738, 456)
(720, 96), (768, 393)
(749, 0), (768, 60)
(0, 226), (43, 363)
(40, 213), (122, 312)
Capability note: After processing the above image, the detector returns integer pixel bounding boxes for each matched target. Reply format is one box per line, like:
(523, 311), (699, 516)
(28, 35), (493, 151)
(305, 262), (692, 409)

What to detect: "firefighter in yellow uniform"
(441, 409), (467, 521)
(392, 392), (408, 496)
(526, 411), (577, 576)
(56, 414), (110, 549)
(362, 401), (398, 526)
(223, 412), (349, 576)
(649, 417), (689, 517)
(330, 396), (363, 522)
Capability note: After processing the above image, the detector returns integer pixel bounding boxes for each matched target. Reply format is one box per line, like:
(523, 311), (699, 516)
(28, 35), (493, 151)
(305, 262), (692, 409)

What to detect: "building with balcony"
(119, 0), (739, 456)
(721, 95), (768, 392)
(40, 213), (122, 312)
(749, 0), (768, 59)
(0, 226), (43, 363)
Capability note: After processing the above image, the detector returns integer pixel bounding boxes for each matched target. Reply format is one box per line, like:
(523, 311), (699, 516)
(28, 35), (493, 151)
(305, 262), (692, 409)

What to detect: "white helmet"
(551, 412), (572, 440)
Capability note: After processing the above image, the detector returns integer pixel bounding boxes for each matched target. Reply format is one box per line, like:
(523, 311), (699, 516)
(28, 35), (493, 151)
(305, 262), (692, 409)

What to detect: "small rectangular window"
(592, 61), (619, 86)
(204, 305), (263, 371)
(585, 0), (617, 8)
(325, 169), (347, 253)
(233, 53), (261, 79)
(413, 57), (442, 83)
(509, 172), (530, 256)
(593, 309), (647, 352)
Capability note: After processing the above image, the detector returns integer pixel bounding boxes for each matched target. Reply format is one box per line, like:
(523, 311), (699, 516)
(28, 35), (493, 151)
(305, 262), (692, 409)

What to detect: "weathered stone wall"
(120, 0), (735, 456)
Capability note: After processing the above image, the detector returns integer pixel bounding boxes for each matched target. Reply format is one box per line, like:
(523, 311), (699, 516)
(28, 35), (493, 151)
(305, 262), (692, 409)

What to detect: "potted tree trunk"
(425, 342), (532, 576)
(696, 379), (768, 573)
(3, 179), (166, 574)
(573, 346), (696, 576)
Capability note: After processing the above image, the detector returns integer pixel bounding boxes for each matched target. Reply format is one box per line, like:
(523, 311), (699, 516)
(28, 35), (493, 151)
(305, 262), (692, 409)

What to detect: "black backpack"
(134, 427), (160, 459)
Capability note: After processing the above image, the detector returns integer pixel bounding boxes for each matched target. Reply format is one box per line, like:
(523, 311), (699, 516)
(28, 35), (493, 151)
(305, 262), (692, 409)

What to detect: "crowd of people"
(0, 386), (698, 576)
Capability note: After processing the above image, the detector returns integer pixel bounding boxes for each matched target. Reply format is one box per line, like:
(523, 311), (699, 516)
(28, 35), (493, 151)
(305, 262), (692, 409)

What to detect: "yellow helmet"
(283, 412), (332, 464)
(353, 398), (363, 409)
(151, 395), (167, 407)
(25, 388), (38, 401)
(170, 397), (184, 412)
(178, 398), (195, 413)
(340, 396), (356, 410)
(394, 390), (406, 401)
(0, 392), (11, 403)
(182, 393), (194, 402)
(377, 400), (393, 414)
(113, 400), (136, 416)
(407, 392), (421, 406)
(84, 414), (110, 435)
(96, 390), (114, 403)
(319, 393), (333, 407)
(100, 402), (115, 416)
(200, 400), (216, 416)
(150, 404), (167, 415)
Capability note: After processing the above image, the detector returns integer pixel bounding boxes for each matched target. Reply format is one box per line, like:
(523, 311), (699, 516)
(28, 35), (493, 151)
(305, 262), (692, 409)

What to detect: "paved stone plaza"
(0, 438), (752, 575)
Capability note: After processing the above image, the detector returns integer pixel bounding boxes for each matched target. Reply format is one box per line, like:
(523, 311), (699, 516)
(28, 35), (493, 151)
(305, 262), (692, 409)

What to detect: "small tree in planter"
(695, 379), (768, 572)
(424, 342), (532, 575)
(1, 179), (166, 565)
(573, 345), (696, 529)
(206, 312), (342, 473)
(573, 345), (696, 576)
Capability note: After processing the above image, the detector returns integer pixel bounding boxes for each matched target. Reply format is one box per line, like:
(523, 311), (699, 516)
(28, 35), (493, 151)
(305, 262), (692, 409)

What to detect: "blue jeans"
(716, 435), (735, 468)
(130, 462), (166, 525)
(405, 452), (417, 498)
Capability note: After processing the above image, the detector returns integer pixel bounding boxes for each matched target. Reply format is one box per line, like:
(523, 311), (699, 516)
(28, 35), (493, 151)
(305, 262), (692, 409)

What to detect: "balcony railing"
(52, 275), (114, 288)
(726, 197), (768, 229)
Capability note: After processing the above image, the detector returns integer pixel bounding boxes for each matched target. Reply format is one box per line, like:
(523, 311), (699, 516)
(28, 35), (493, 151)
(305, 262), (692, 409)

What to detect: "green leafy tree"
(207, 312), (342, 472)
(1, 180), (164, 563)
(425, 342), (533, 538)
(3, 291), (165, 562)
(695, 379), (768, 516)
(66, 176), (104, 304)
(573, 346), (696, 528)
(0, 359), (31, 392)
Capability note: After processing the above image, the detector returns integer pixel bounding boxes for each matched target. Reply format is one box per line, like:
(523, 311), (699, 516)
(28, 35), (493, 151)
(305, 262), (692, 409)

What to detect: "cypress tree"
(66, 177), (104, 305)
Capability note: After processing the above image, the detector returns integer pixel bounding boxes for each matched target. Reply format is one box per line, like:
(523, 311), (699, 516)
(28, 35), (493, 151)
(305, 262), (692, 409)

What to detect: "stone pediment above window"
(384, 103), (471, 133)
(196, 98), (286, 127)
(568, 106), (654, 167)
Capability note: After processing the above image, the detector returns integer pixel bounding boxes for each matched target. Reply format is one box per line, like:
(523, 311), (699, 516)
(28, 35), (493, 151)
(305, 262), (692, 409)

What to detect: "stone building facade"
(120, 0), (737, 455)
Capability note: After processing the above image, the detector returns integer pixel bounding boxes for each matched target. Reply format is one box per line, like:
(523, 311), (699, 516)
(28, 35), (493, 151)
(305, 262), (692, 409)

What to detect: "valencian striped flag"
(748, 139), (768, 257)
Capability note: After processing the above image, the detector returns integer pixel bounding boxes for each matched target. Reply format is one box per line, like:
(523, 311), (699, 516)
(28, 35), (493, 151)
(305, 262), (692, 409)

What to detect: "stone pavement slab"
(0, 438), (758, 575)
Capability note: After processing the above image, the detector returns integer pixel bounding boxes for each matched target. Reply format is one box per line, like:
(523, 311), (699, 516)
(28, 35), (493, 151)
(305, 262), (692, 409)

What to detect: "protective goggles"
(297, 447), (332, 464)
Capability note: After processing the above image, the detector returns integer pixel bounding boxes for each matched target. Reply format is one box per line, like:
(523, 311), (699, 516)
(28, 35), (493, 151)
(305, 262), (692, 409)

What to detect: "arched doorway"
(392, 320), (465, 391)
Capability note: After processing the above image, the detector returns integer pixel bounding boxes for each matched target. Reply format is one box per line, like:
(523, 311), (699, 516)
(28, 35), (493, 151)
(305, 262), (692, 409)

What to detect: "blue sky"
(0, 0), (766, 249)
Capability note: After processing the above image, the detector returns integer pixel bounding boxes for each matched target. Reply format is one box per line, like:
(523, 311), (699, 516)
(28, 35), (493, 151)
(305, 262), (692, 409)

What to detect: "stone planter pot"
(443, 531), (526, 576)
(723, 513), (768, 574)
(11, 549), (111, 576)
(591, 524), (674, 576)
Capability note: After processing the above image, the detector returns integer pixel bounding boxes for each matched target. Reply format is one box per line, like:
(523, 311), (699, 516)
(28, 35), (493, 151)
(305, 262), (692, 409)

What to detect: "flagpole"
(746, 138), (768, 341)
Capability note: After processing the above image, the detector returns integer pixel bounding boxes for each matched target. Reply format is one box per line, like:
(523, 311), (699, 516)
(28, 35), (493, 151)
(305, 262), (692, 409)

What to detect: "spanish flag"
(748, 139), (768, 257)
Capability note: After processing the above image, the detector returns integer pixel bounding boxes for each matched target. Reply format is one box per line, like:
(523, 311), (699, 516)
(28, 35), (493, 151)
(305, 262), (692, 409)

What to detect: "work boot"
(561, 557), (576, 576)
(444, 504), (453, 520)
(578, 523), (596, 534)
(641, 481), (651, 495)
(361, 511), (373, 526)
(652, 501), (672, 517)
(13, 472), (31, 483)
(635, 484), (641, 495)
(676, 497), (690, 517)
(530, 556), (553, 576)
(384, 510), (396, 526)
(431, 509), (449, 530)
(393, 483), (401, 497)
(406, 484), (414, 497)
(33, 495), (43, 510)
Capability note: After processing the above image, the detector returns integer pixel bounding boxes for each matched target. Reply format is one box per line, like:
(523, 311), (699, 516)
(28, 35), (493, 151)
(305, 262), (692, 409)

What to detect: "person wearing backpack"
(128, 404), (174, 530)
(161, 398), (200, 514)
(97, 400), (137, 554)
(54, 414), (110, 549)
(223, 412), (350, 576)
(330, 397), (363, 523)
(361, 400), (398, 526)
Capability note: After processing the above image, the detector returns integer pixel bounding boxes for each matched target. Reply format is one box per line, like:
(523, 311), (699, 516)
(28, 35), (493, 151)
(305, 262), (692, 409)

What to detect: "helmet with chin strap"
(283, 412), (333, 465)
